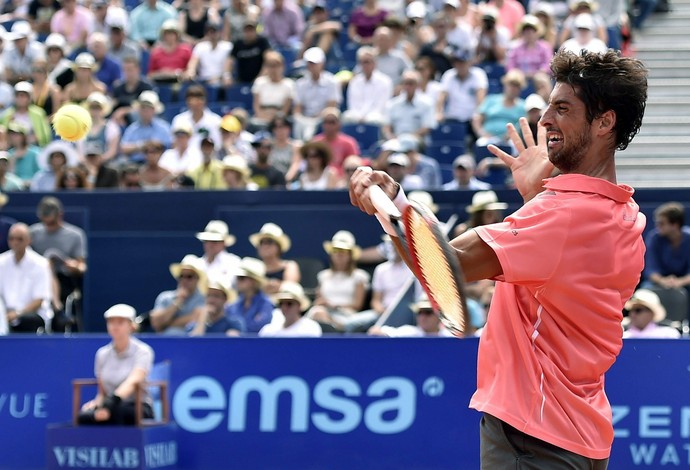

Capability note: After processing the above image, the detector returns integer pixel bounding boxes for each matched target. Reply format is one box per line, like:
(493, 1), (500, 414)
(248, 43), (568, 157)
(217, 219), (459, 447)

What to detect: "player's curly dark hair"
(550, 50), (647, 151)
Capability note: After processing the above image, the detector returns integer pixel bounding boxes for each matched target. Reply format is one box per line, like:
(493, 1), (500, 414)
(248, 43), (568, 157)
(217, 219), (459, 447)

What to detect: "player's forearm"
(450, 231), (503, 283)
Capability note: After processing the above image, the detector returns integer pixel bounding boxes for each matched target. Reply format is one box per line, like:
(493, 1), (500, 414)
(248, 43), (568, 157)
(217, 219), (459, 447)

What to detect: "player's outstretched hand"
(488, 117), (554, 202)
(349, 167), (398, 215)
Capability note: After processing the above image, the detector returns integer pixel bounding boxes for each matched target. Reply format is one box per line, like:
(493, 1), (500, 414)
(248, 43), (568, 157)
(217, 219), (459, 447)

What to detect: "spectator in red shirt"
(147, 19), (193, 84)
(312, 107), (360, 176)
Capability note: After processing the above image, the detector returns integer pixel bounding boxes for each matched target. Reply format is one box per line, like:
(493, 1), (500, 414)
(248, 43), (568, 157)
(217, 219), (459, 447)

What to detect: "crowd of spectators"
(0, 0), (652, 194)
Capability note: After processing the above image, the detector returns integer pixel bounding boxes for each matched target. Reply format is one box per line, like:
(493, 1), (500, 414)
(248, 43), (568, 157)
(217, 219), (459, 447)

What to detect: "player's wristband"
(392, 184), (410, 213)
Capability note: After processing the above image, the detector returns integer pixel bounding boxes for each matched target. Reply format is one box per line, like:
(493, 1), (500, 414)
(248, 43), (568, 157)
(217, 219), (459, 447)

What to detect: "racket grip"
(369, 184), (401, 218)
(374, 212), (398, 237)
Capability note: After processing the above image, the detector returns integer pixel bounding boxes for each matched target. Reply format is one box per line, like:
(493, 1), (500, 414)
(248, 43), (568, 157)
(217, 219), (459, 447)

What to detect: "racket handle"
(369, 184), (401, 218)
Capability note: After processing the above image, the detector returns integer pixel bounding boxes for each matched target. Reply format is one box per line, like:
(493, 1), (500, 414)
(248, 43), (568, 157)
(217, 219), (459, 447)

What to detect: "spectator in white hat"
(557, 0), (607, 48)
(159, 122), (202, 176)
(147, 19), (193, 84)
(0, 81), (52, 147)
(106, 9), (142, 64)
(259, 281), (322, 337)
(222, 154), (259, 190)
(443, 154), (491, 190)
(368, 295), (455, 337)
(188, 277), (242, 336)
(196, 219), (241, 287)
(62, 52), (107, 105)
(454, 190), (508, 237)
(3, 21), (45, 85)
(559, 13), (608, 55)
(293, 47), (342, 141)
(50, 0), (94, 52)
(307, 230), (372, 333)
(623, 289), (680, 339)
(506, 15), (554, 80)
(44, 33), (73, 89)
(384, 152), (423, 191)
(250, 222), (301, 295)
(150, 254), (207, 335)
(78, 304), (155, 425)
(524, 93), (547, 141)
(225, 257), (275, 334)
(78, 92), (121, 164)
(120, 91), (172, 164)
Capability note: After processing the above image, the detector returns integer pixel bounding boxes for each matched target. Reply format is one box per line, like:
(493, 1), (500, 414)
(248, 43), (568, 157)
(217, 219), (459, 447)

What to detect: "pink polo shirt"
(470, 174), (646, 459)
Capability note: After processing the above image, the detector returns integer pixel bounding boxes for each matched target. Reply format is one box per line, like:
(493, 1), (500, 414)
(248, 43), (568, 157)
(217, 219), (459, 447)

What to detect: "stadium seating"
(426, 142), (465, 165)
(473, 143), (512, 162)
(341, 123), (380, 150)
(430, 121), (468, 145)
(224, 84), (254, 111)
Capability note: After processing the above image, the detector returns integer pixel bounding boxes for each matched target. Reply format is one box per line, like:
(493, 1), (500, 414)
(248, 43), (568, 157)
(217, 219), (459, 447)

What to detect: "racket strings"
(407, 212), (466, 333)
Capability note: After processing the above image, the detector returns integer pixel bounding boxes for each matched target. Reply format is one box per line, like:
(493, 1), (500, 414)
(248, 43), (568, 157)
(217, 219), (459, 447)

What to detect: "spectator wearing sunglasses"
(150, 255), (206, 335)
(623, 289), (680, 339)
(368, 296), (454, 337)
(259, 281), (321, 337)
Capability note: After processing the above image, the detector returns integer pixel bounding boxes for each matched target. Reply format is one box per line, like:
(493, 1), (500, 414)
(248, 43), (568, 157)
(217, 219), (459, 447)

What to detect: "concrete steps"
(616, 3), (690, 187)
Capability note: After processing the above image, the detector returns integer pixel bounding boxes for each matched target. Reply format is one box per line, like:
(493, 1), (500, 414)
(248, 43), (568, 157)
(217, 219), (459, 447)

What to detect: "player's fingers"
(519, 117), (535, 148)
(505, 123), (525, 154)
(348, 167), (376, 215)
(536, 122), (547, 148)
(488, 144), (515, 169)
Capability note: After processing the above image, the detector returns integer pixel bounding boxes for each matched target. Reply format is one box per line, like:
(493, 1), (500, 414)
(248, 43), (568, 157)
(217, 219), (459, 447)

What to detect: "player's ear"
(597, 110), (616, 134)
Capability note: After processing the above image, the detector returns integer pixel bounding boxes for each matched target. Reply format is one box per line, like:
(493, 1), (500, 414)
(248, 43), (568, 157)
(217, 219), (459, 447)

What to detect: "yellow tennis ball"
(52, 104), (92, 142)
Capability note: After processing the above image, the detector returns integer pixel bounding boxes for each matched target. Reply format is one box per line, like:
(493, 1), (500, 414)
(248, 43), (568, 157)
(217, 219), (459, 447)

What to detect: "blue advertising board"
(0, 337), (687, 469)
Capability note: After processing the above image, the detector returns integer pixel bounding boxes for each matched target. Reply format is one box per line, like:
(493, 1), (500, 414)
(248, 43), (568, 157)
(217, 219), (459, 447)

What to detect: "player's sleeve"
(474, 198), (571, 285)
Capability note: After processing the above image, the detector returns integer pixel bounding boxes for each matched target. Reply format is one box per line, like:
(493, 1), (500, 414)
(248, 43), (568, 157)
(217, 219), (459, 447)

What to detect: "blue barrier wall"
(0, 336), (688, 470)
(2, 188), (686, 331)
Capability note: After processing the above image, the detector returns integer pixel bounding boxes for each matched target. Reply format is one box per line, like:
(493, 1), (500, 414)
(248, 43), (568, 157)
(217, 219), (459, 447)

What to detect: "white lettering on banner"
(52, 447), (139, 468)
(0, 393), (48, 418)
(613, 406), (690, 438)
(629, 444), (690, 466)
(229, 376), (310, 432)
(172, 376), (226, 433)
(144, 441), (177, 468)
(613, 406), (690, 466)
(173, 375), (425, 434)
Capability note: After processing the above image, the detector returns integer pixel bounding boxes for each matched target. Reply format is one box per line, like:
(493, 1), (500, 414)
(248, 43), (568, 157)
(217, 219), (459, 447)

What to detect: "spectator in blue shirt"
(225, 257), (274, 334)
(188, 277), (244, 336)
(644, 202), (690, 292)
(129, 0), (177, 48)
(87, 32), (123, 91)
(120, 91), (172, 163)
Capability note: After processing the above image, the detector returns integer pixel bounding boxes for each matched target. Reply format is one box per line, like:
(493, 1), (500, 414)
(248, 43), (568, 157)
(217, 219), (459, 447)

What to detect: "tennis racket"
(368, 185), (415, 269)
(368, 185), (469, 336)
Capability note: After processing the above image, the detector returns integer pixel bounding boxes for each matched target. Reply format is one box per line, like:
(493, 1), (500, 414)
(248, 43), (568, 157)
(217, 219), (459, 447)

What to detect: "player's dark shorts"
(480, 413), (609, 470)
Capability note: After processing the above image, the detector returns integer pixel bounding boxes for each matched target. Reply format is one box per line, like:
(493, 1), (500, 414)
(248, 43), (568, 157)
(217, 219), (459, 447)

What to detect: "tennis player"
(350, 49), (648, 468)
